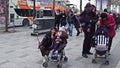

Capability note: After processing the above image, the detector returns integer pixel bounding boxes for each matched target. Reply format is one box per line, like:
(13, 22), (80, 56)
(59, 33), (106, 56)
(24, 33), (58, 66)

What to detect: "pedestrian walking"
(60, 10), (67, 27)
(73, 13), (81, 36)
(115, 14), (120, 30)
(67, 10), (75, 36)
(100, 12), (116, 55)
(55, 10), (61, 29)
(80, 3), (98, 58)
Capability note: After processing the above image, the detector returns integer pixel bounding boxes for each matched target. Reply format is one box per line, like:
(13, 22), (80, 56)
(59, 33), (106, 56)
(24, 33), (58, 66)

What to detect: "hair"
(100, 13), (108, 19)
(104, 9), (108, 12)
(84, 3), (96, 14)
(50, 27), (58, 32)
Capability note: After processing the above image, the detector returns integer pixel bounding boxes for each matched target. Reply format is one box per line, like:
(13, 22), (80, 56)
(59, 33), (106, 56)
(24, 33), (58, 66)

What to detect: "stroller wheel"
(64, 56), (68, 62)
(43, 62), (48, 67)
(104, 61), (109, 65)
(92, 59), (97, 63)
(57, 64), (62, 68)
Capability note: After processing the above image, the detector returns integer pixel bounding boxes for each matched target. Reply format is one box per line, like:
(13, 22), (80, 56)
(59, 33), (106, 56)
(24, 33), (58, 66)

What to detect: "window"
(43, 10), (52, 16)
(14, 9), (35, 17)
(10, 14), (14, 22)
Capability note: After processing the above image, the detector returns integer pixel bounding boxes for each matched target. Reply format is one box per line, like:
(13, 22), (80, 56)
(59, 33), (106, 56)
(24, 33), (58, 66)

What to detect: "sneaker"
(87, 52), (93, 55)
(82, 54), (88, 58)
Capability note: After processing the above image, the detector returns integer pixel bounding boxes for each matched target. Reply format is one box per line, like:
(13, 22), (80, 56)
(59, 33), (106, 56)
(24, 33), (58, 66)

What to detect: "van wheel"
(22, 19), (30, 26)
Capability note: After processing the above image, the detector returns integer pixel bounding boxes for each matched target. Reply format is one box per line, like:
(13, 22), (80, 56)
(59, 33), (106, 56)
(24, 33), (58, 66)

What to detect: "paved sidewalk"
(0, 27), (120, 68)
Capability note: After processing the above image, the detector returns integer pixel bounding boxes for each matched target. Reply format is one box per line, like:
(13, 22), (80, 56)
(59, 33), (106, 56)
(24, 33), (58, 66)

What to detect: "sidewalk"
(0, 27), (120, 68)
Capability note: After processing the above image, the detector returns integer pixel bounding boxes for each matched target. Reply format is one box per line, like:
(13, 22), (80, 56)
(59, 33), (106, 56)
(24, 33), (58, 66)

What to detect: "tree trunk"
(107, 0), (111, 11)
(80, 0), (82, 13)
(100, 0), (102, 11)
(5, 0), (9, 32)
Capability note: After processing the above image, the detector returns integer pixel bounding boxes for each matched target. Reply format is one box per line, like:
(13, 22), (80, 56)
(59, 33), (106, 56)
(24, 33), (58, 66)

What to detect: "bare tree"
(80, 0), (82, 13)
(107, 0), (112, 11)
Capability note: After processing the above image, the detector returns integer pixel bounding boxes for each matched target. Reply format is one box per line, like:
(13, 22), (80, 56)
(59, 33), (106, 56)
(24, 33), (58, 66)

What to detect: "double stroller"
(91, 26), (109, 65)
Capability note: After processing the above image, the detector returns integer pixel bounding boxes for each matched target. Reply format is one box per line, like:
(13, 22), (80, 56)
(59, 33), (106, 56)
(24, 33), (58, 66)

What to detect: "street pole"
(33, 0), (36, 20)
(80, 0), (82, 13)
(5, 0), (9, 32)
(33, 0), (36, 33)
(107, 0), (111, 11)
(100, 0), (102, 11)
(52, 0), (55, 17)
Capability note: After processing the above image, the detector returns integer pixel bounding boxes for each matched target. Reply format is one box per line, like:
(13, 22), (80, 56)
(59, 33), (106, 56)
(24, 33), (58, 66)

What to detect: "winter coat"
(100, 13), (116, 37)
(61, 13), (67, 23)
(73, 15), (80, 28)
(116, 16), (120, 25)
(40, 32), (56, 50)
(67, 13), (74, 24)
(80, 11), (98, 34)
(55, 13), (61, 23)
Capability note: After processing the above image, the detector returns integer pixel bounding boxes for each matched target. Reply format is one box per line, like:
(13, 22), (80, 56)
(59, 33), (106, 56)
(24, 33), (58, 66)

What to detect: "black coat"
(61, 13), (67, 22)
(41, 32), (55, 50)
(55, 13), (61, 23)
(73, 15), (80, 28)
(80, 11), (98, 33)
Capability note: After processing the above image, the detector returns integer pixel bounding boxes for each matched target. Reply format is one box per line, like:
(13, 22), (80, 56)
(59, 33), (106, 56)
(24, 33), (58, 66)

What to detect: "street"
(0, 27), (120, 68)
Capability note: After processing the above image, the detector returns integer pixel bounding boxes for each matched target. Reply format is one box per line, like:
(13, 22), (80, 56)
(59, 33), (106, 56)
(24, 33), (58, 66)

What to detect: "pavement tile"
(0, 27), (120, 68)
(0, 60), (10, 66)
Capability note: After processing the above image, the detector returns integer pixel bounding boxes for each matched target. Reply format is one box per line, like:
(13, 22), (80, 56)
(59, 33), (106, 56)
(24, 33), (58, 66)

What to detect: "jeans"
(68, 23), (73, 36)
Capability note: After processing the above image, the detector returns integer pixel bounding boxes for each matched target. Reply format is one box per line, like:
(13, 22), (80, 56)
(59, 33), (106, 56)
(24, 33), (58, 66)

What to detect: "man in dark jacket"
(80, 3), (98, 58)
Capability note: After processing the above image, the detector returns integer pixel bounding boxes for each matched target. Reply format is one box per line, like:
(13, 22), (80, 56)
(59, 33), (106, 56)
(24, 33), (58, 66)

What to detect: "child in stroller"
(49, 29), (67, 60)
(40, 26), (68, 68)
(47, 27), (68, 68)
(91, 26), (110, 65)
(49, 26), (68, 61)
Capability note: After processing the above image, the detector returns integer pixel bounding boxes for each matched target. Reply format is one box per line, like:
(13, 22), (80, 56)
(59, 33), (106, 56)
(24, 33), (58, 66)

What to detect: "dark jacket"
(40, 32), (56, 50)
(67, 13), (75, 24)
(80, 11), (98, 34)
(55, 13), (61, 23)
(61, 13), (67, 23)
(73, 15), (80, 28)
